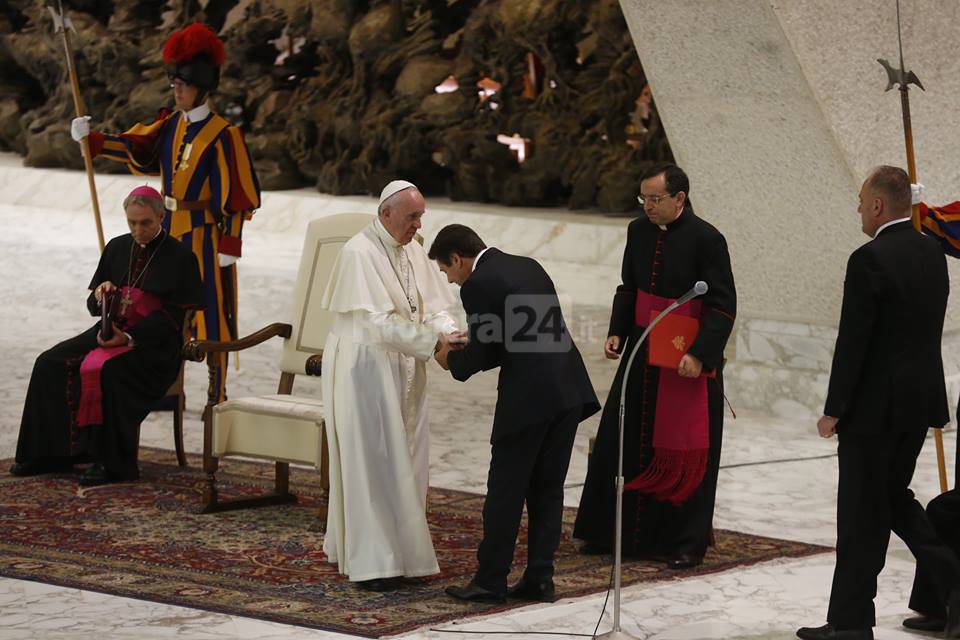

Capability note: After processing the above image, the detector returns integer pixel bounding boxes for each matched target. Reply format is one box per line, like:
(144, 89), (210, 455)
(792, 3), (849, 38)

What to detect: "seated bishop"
(10, 185), (203, 486)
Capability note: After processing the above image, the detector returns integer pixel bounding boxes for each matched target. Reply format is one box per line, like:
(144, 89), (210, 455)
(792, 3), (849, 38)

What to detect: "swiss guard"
(71, 23), (261, 401)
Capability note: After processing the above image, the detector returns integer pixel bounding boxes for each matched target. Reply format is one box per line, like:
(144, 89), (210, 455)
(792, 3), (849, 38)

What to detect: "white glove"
(911, 182), (925, 206)
(218, 253), (238, 267)
(71, 115), (91, 142)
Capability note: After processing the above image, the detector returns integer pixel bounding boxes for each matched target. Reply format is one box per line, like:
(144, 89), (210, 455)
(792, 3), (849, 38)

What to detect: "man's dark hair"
(867, 165), (911, 215)
(428, 224), (487, 264)
(640, 162), (690, 197)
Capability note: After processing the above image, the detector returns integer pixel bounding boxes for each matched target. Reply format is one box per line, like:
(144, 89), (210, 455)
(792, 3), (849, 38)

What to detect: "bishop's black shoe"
(9, 459), (75, 477)
(77, 463), (138, 487)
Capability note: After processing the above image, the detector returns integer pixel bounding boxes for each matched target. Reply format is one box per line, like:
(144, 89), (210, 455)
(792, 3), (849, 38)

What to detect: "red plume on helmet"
(163, 24), (225, 92)
(163, 23), (225, 66)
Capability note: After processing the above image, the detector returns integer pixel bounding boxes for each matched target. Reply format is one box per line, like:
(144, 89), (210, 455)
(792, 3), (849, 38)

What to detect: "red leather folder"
(648, 310), (716, 378)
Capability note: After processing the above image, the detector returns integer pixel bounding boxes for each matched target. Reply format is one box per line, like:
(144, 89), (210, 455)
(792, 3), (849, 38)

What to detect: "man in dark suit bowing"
(429, 224), (600, 604)
(797, 166), (960, 640)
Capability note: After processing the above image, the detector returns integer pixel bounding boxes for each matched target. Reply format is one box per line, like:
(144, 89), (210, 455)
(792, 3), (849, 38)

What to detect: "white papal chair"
(184, 213), (374, 516)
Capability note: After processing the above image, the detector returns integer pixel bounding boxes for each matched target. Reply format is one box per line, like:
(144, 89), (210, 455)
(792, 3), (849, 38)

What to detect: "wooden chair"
(148, 309), (193, 467)
(183, 213), (374, 516)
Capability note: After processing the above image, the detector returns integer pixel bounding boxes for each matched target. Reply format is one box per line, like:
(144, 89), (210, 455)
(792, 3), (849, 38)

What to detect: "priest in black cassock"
(574, 162), (736, 569)
(10, 185), (202, 486)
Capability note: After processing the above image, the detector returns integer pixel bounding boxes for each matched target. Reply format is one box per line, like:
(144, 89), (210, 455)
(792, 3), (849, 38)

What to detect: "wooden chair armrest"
(183, 323), (293, 362)
(305, 353), (323, 377)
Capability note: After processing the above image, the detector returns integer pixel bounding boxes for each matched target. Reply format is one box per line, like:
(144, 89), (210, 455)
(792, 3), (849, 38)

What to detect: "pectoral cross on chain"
(119, 289), (133, 316)
(397, 247), (417, 314)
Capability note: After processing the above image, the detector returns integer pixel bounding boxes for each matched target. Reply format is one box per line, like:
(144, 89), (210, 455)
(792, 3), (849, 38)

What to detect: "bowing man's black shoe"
(901, 614), (945, 632)
(445, 580), (506, 604)
(507, 576), (557, 603)
(795, 623), (873, 640)
(666, 553), (702, 570)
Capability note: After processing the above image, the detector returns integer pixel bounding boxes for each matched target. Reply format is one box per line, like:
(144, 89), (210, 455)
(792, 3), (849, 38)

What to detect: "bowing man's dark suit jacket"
(447, 248), (599, 593)
(448, 248), (599, 441)
(824, 220), (958, 630)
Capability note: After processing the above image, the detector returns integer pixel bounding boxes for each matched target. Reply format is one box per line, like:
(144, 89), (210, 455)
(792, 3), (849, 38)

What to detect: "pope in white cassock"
(320, 180), (463, 591)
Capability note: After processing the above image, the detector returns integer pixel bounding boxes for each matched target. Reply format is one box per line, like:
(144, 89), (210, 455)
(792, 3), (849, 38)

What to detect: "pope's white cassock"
(320, 216), (459, 582)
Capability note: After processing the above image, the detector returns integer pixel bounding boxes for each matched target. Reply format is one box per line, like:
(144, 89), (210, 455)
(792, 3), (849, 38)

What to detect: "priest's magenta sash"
(77, 287), (162, 427)
(624, 290), (709, 505)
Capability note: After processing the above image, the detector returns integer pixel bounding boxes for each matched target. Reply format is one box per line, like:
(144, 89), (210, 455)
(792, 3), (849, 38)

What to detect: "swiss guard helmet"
(162, 23), (225, 93)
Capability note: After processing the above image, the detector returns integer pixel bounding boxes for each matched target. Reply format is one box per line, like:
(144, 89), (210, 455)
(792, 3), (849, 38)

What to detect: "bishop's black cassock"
(574, 203), (736, 560)
(15, 230), (202, 478)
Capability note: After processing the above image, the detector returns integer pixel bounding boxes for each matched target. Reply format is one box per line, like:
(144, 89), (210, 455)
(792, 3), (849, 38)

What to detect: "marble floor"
(0, 158), (955, 639)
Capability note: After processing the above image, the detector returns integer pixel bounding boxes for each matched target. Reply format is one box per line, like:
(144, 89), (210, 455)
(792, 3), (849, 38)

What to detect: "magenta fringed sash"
(623, 290), (709, 505)
(77, 287), (162, 427)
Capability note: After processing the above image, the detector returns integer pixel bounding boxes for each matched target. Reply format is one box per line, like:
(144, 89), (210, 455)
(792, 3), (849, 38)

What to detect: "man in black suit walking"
(429, 224), (600, 604)
(797, 166), (960, 640)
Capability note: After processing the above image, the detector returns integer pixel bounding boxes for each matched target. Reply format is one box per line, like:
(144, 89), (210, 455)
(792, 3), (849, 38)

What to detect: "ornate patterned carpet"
(0, 449), (829, 637)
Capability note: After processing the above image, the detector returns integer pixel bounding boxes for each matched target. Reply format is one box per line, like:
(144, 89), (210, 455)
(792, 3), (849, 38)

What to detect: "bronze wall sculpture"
(0, 0), (672, 213)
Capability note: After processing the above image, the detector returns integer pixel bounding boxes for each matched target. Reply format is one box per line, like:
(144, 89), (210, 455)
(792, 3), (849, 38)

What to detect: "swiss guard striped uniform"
(88, 104), (260, 398)
(919, 201), (960, 258)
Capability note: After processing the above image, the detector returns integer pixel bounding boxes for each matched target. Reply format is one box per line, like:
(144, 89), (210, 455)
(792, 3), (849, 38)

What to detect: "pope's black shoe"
(795, 623), (873, 640)
(356, 578), (396, 592)
(445, 580), (506, 604)
(507, 576), (557, 603)
(901, 614), (945, 632)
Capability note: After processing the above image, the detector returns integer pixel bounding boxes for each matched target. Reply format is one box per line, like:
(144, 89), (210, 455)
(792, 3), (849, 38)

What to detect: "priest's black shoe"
(578, 542), (611, 555)
(666, 553), (702, 570)
(356, 578), (396, 592)
(795, 623), (873, 640)
(445, 580), (506, 604)
(9, 459), (74, 477)
(507, 576), (557, 603)
(901, 614), (945, 632)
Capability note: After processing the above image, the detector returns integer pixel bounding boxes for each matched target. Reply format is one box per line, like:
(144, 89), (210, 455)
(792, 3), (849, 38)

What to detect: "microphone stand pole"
(597, 284), (706, 640)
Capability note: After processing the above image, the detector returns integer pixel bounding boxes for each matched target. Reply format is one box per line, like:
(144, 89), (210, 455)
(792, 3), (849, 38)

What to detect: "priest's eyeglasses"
(637, 193), (676, 206)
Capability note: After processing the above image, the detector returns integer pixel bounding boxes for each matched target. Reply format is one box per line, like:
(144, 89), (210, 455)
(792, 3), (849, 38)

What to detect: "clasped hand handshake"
(433, 330), (468, 370)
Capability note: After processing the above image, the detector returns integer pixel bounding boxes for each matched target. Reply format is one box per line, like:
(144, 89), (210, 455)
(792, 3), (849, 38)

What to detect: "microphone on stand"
(596, 280), (708, 640)
(674, 280), (709, 307)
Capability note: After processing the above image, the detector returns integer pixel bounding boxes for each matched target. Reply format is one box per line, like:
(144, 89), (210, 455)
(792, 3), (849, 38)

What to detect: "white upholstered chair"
(184, 213), (374, 515)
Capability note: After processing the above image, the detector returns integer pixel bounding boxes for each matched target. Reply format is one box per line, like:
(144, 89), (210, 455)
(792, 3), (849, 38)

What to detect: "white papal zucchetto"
(378, 180), (418, 206)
